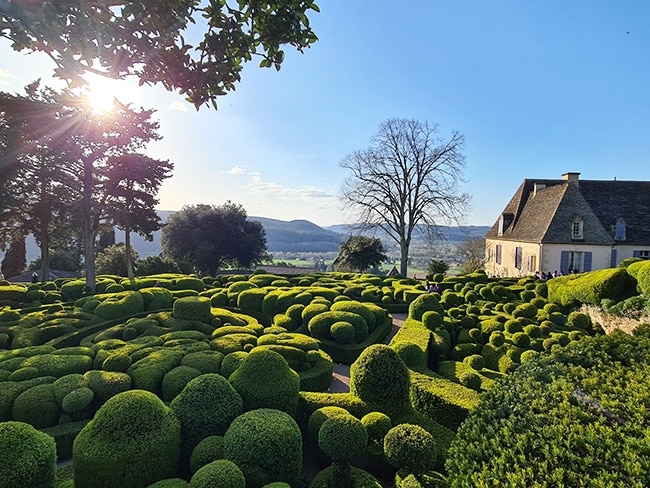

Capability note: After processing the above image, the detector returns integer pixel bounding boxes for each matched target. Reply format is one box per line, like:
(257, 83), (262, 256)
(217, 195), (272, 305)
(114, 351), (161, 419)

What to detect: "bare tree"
(456, 238), (486, 275)
(340, 118), (470, 276)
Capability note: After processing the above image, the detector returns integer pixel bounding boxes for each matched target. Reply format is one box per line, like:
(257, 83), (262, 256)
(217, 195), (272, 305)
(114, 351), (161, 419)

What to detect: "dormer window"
(571, 217), (584, 240)
(614, 217), (626, 241)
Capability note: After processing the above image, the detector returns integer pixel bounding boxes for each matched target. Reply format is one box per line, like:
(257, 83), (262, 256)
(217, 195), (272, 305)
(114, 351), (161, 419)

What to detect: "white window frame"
(571, 218), (584, 240)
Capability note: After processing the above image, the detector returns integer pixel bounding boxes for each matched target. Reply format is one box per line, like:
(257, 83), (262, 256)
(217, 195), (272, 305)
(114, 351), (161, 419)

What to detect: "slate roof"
(486, 176), (650, 245)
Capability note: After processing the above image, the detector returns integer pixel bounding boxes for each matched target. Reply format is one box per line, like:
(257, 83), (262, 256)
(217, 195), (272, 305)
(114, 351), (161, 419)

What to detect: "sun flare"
(83, 75), (123, 114)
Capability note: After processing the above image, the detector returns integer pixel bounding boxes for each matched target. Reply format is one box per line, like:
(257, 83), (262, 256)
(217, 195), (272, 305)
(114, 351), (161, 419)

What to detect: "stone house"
(484, 172), (650, 278)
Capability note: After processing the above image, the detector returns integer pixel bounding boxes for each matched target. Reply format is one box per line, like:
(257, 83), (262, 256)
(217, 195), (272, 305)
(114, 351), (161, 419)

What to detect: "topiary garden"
(0, 268), (648, 487)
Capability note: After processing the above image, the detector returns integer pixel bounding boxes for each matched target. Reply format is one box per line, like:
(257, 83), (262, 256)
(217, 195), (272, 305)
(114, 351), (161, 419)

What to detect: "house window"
(571, 218), (583, 240)
(633, 250), (650, 259)
(487, 247), (494, 262)
(496, 244), (502, 265)
(569, 251), (583, 272)
(515, 246), (522, 269)
(614, 218), (626, 241)
(527, 255), (537, 272)
(561, 250), (592, 273)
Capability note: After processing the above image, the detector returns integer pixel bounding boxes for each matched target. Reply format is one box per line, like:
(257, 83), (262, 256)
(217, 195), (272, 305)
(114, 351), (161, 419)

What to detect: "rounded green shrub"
(319, 413), (368, 462)
(220, 351), (248, 378)
(13, 383), (60, 429)
(361, 411), (392, 443)
(170, 373), (243, 470)
(459, 371), (482, 390)
(489, 331), (505, 347)
(189, 459), (245, 488)
(307, 406), (351, 446)
(8, 366), (40, 381)
(229, 348), (300, 415)
(330, 321), (355, 343)
(223, 408), (302, 488)
(181, 351), (224, 374)
(463, 354), (485, 371)
(101, 351), (132, 372)
(0, 421), (57, 488)
(511, 331), (531, 348)
(308, 466), (382, 488)
(504, 319), (523, 334)
(567, 311), (590, 329)
(422, 311), (443, 330)
(62, 387), (94, 415)
(349, 344), (411, 419)
(73, 389), (181, 488)
(189, 435), (224, 474)
(94, 291), (145, 321)
(162, 366), (202, 403)
(408, 294), (445, 321)
(384, 423), (437, 475)
(173, 296), (213, 324)
(83, 370), (132, 411)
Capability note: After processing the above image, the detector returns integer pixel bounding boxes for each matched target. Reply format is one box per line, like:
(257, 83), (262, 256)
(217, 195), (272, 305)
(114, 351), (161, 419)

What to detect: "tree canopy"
(334, 235), (387, 272)
(161, 202), (271, 275)
(0, 82), (170, 286)
(0, 0), (320, 108)
(340, 118), (470, 276)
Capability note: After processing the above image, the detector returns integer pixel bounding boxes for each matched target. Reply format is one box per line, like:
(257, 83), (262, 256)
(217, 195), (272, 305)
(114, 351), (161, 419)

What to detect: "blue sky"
(2, 1), (650, 228)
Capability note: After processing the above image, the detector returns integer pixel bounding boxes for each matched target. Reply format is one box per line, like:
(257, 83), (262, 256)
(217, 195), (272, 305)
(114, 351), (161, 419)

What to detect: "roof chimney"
(562, 172), (580, 186)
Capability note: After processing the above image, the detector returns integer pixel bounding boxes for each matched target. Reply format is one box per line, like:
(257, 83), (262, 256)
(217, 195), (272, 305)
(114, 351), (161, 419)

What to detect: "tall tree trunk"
(125, 227), (135, 284)
(400, 240), (410, 277)
(83, 156), (96, 294)
(38, 220), (50, 282)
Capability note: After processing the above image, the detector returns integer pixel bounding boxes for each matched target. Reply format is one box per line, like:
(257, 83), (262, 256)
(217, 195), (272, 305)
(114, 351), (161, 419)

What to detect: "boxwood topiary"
(223, 408), (303, 488)
(161, 365), (202, 403)
(94, 291), (145, 321)
(228, 349), (300, 416)
(307, 406), (351, 446)
(408, 294), (445, 321)
(189, 435), (224, 474)
(189, 459), (245, 488)
(170, 373), (243, 472)
(173, 296), (213, 324)
(13, 383), (60, 429)
(73, 389), (181, 488)
(349, 344), (411, 419)
(0, 420), (57, 488)
(384, 423), (437, 475)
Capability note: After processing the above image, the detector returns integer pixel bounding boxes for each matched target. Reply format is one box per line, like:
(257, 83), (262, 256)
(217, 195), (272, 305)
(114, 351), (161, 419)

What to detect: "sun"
(83, 75), (123, 114)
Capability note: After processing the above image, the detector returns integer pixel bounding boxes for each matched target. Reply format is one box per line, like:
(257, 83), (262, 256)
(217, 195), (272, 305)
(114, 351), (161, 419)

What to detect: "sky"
(2, 1), (650, 228)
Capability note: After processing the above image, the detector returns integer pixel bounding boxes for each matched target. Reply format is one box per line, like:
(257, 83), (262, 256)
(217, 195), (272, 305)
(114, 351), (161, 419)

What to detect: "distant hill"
(325, 224), (490, 244)
(13, 213), (489, 263)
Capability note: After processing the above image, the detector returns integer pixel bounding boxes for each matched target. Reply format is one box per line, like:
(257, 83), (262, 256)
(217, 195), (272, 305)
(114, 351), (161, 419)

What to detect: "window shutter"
(633, 250), (641, 258)
(610, 248), (617, 268)
(560, 251), (569, 274)
(496, 244), (502, 264)
(584, 252), (592, 272)
(515, 247), (522, 269)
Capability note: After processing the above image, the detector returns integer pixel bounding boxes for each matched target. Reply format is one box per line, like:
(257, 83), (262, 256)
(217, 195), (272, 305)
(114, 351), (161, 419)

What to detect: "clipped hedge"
(547, 267), (636, 306)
